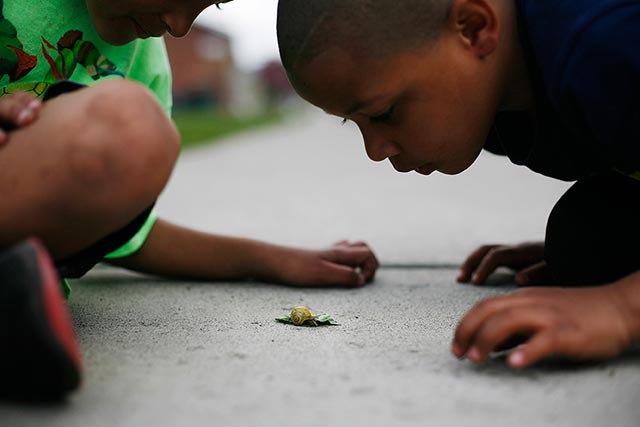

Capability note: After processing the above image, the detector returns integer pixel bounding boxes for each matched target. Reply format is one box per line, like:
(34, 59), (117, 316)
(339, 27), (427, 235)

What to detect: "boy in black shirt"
(276, 0), (640, 368)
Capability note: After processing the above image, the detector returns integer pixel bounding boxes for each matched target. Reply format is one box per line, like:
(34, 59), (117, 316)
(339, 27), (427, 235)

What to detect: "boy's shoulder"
(487, 0), (640, 180)
(517, 0), (640, 92)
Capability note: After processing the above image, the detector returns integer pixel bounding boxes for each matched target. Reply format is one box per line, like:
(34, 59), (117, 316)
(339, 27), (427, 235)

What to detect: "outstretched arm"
(108, 218), (378, 286)
(452, 271), (640, 368)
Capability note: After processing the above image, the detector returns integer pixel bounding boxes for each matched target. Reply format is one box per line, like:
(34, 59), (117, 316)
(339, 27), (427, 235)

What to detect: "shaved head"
(277, 0), (453, 71)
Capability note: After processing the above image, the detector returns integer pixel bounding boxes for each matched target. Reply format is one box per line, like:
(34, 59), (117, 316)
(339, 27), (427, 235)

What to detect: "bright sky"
(198, 0), (280, 72)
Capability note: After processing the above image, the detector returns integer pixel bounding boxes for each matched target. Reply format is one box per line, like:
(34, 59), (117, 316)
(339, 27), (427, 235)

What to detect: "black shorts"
(54, 206), (154, 279)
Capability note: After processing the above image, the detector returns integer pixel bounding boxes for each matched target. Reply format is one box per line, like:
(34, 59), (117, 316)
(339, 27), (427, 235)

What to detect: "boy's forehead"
(292, 47), (398, 114)
(292, 48), (360, 93)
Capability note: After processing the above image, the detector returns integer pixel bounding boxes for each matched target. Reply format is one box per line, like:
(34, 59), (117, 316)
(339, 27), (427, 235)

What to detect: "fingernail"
(17, 109), (32, 124)
(28, 99), (42, 109)
(472, 274), (479, 285)
(508, 351), (525, 367)
(357, 274), (365, 286)
(452, 343), (463, 358)
(468, 347), (482, 362)
(456, 272), (465, 282)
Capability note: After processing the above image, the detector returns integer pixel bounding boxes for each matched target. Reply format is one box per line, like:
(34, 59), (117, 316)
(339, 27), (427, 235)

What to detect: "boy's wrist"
(610, 271), (640, 345)
(241, 240), (292, 283)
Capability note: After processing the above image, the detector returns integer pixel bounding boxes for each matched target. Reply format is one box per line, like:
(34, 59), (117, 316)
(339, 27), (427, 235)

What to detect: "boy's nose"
(162, 11), (198, 38)
(362, 134), (401, 162)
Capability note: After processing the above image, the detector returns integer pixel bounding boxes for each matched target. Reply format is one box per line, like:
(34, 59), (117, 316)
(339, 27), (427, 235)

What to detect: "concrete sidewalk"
(155, 110), (570, 263)
(1, 111), (637, 426)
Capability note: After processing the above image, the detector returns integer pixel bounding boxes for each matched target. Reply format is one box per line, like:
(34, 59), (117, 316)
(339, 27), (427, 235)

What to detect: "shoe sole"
(0, 238), (82, 400)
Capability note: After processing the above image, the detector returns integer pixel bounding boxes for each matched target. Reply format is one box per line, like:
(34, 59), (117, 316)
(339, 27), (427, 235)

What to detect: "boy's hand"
(452, 284), (636, 368)
(0, 93), (42, 145)
(276, 240), (379, 287)
(457, 242), (551, 286)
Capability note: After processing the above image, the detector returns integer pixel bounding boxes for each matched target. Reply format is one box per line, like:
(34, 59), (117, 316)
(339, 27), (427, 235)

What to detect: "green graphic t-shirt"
(0, 0), (172, 113)
(1, 0), (172, 293)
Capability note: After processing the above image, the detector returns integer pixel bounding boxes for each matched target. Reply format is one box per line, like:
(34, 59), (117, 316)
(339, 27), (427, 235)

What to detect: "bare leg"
(0, 80), (180, 259)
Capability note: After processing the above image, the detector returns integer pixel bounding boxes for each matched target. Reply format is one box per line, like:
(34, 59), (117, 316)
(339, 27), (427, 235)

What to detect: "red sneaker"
(0, 238), (82, 400)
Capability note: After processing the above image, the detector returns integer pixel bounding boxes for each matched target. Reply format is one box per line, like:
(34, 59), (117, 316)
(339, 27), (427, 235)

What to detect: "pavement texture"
(2, 110), (639, 426)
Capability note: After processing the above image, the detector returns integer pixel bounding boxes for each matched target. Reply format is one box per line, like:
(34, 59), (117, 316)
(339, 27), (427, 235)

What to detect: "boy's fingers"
(467, 306), (549, 362)
(324, 247), (379, 282)
(0, 95), (42, 128)
(333, 240), (369, 249)
(348, 241), (369, 248)
(453, 294), (533, 357)
(470, 247), (514, 285)
(358, 249), (379, 281)
(317, 261), (363, 286)
(17, 99), (43, 125)
(458, 245), (498, 283)
(454, 295), (512, 356)
(508, 331), (557, 369)
(515, 261), (551, 286)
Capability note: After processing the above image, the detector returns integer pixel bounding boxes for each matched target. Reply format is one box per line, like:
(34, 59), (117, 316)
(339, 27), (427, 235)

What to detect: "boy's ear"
(449, 0), (499, 59)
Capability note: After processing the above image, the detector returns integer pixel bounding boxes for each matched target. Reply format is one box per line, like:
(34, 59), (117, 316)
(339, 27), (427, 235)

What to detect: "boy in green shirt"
(0, 0), (378, 399)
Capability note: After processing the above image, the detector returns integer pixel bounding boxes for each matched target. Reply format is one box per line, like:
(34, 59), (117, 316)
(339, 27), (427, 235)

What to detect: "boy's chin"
(94, 24), (137, 46)
(100, 33), (136, 46)
(437, 158), (477, 176)
(440, 148), (486, 175)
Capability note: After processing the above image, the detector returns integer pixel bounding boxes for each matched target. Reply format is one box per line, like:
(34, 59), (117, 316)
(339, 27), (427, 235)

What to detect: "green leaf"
(275, 312), (339, 326)
(275, 316), (293, 324)
(314, 313), (338, 325)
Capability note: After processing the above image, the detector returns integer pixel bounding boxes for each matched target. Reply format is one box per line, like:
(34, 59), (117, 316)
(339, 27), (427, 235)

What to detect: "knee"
(65, 80), (179, 202)
(545, 175), (640, 285)
(544, 185), (586, 284)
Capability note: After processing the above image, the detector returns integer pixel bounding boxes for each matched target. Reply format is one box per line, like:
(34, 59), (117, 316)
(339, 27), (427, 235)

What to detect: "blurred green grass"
(173, 109), (283, 149)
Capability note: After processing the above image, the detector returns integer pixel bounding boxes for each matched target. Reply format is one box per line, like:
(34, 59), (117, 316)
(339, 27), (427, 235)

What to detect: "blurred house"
(164, 24), (233, 110)
(257, 60), (294, 110)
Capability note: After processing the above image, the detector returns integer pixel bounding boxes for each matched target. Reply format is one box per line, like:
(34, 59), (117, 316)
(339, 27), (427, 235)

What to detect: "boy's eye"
(369, 106), (394, 123)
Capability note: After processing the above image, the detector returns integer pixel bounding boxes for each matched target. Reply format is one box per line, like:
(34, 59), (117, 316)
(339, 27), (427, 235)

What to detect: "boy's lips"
(390, 159), (414, 173)
(390, 159), (437, 175)
(132, 18), (166, 38)
(415, 164), (437, 175)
